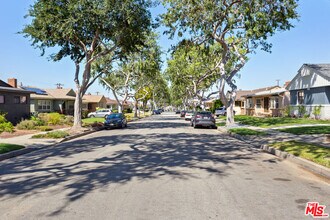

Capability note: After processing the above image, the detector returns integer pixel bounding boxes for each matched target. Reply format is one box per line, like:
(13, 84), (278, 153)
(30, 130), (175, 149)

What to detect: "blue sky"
(0, 0), (329, 98)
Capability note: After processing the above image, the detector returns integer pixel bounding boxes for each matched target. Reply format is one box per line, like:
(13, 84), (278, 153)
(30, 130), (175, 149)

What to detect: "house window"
(246, 98), (253, 108)
(270, 97), (279, 109)
(0, 95), (4, 104)
(38, 100), (51, 111)
(14, 96), (20, 104)
(235, 101), (241, 107)
(20, 96), (27, 104)
(256, 99), (262, 109)
(297, 91), (304, 104)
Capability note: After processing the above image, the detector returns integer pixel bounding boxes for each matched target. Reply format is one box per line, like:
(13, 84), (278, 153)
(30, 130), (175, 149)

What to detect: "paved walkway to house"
(227, 123), (330, 148)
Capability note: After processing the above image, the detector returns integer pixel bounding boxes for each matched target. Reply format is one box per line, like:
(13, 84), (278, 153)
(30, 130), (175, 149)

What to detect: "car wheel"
(224, 112), (226, 116)
(89, 115), (95, 118)
(193, 122), (197, 129)
(104, 115), (108, 119)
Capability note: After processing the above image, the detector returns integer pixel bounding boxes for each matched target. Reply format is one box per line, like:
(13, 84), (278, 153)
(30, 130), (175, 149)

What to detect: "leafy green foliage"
(32, 131), (69, 139)
(313, 105), (322, 118)
(0, 113), (14, 133)
(37, 126), (53, 132)
(16, 120), (39, 130)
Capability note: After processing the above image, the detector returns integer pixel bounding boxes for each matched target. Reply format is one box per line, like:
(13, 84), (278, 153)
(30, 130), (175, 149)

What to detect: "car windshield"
(107, 114), (121, 119)
(197, 112), (212, 115)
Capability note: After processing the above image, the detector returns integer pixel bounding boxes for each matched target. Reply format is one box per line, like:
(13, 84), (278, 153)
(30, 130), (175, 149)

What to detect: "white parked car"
(215, 107), (235, 117)
(88, 109), (112, 118)
(184, 111), (194, 121)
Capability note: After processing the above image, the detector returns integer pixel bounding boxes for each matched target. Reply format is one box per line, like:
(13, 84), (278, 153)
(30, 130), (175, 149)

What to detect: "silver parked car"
(87, 109), (112, 118)
(215, 107), (235, 117)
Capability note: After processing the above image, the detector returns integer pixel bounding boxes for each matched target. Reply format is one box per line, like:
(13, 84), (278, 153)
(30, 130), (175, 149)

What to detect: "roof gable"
(286, 64), (330, 90)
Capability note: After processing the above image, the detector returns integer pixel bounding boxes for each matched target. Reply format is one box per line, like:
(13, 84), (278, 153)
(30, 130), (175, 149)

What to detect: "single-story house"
(105, 98), (132, 110)
(286, 64), (330, 119)
(0, 78), (32, 124)
(82, 95), (107, 112)
(242, 85), (290, 117)
(24, 86), (76, 115)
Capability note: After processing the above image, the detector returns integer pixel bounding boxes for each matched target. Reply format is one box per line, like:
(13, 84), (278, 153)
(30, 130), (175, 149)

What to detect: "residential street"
(0, 113), (329, 220)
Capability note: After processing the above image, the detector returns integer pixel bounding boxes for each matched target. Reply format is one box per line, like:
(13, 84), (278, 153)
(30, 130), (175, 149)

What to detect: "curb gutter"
(226, 131), (330, 180)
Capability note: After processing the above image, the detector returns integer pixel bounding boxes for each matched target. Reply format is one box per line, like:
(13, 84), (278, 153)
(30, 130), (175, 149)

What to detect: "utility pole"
(55, 83), (64, 89)
(275, 79), (280, 87)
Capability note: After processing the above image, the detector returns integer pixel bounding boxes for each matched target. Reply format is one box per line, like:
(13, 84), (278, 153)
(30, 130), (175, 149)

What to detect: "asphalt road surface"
(0, 112), (329, 220)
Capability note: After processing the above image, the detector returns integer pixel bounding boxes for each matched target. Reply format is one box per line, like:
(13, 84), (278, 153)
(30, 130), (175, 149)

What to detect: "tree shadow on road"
(0, 123), (260, 216)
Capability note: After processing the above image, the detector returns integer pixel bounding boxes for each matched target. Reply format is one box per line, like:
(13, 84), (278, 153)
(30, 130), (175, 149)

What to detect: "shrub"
(298, 105), (306, 118)
(16, 120), (38, 130)
(32, 130), (69, 139)
(61, 115), (74, 125)
(0, 113), (14, 133)
(284, 106), (293, 117)
(31, 115), (46, 126)
(37, 126), (53, 131)
(47, 113), (63, 125)
(313, 105), (322, 119)
(125, 108), (132, 113)
(112, 109), (118, 113)
(82, 110), (89, 119)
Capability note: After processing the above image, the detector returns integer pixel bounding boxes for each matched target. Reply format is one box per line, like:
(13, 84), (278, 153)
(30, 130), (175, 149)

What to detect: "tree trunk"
(134, 100), (138, 118)
(226, 87), (237, 126)
(72, 89), (83, 130)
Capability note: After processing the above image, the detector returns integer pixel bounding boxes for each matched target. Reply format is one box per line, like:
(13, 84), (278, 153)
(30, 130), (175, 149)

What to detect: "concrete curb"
(226, 131), (330, 180)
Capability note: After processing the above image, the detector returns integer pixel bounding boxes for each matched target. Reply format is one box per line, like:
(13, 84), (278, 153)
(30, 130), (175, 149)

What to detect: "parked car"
(104, 113), (127, 129)
(152, 109), (161, 115)
(88, 109), (112, 118)
(175, 110), (181, 114)
(180, 110), (186, 117)
(215, 107), (235, 117)
(184, 111), (194, 121)
(191, 111), (216, 129)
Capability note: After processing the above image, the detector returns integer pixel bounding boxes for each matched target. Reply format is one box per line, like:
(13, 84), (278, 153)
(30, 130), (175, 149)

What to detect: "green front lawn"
(216, 122), (226, 127)
(279, 126), (330, 135)
(0, 143), (25, 154)
(82, 117), (105, 125)
(234, 115), (330, 128)
(229, 128), (267, 136)
(32, 131), (69, 139)
(270, 141), (330, 168)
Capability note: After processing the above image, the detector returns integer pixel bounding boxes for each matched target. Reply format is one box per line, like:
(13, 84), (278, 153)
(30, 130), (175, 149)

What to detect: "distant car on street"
(104, 113), (127, 129)
(152, 109), (161, 115)
(184, 111), (194, 121)
(88, 109), (112, 118)
(191, 111), (216, 129)
(180, 110), (186, 117)
(215, 107), (235, 117)
(175, 110), (181, 114)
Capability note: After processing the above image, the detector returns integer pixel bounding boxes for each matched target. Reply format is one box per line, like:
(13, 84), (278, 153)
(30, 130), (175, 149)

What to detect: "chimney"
(8, 78), (17, 88)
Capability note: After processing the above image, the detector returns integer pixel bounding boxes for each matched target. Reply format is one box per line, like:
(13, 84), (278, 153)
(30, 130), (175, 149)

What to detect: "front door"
(264, 97), (269, 112)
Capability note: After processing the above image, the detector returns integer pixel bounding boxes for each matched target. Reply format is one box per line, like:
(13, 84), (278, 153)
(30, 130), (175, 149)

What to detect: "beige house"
(28, 87), (76, 115)
(242, 85), (290, 117)
(82, 95), (107, 112)
(105, 98), (132, 110)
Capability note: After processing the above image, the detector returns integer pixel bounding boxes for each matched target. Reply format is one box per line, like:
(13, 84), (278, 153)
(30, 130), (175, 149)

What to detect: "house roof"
(0, 86), (32, 94)
(82, 95), (105, 103)
(252, 88), (287, 96)
(285, 64), (330, 90)
(237, 86), (280, 99)
(106, 97), (132, 106)
(0, 80), (32, 94)
(29, 88), (76, 100)
(305, 64), (330, 79)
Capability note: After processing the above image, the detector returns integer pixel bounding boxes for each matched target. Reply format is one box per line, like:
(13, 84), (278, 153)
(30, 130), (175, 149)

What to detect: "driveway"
(0, 112), (329, 219)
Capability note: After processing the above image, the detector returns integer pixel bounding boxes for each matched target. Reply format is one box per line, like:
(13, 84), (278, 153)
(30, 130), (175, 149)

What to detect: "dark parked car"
(180, 110), (186, 117)
(175, 110), (181, 114)
(152, 109), (161, 115)
(191, 111), (217, 129)
(104, 113), (127, 129)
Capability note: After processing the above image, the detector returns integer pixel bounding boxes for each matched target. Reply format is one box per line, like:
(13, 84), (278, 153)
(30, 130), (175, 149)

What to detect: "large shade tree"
(22, 0), (153, 130)
(162, 0), (299, 125)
